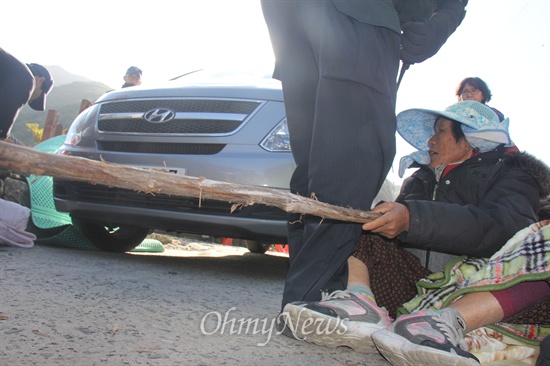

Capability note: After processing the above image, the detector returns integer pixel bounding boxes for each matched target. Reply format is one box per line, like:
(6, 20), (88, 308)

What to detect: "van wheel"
(72, 217), (150, 253)
(233, 239), (271, 254)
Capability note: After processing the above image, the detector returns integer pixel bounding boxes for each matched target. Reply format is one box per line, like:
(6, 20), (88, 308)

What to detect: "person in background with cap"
(0, 48), (54, 140)
(281, 101), (550, 365)
(121, 66), (142, 88)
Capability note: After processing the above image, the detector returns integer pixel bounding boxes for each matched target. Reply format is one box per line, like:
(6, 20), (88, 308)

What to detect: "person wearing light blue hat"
(280, 101), (550, 365)
(397, 100), (512, 178)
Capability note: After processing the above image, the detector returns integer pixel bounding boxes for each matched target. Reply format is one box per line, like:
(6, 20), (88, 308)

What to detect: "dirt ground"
(0, 234), (391, 366)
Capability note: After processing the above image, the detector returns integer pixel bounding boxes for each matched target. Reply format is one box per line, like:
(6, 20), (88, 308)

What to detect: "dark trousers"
(261, 0), (400, 309)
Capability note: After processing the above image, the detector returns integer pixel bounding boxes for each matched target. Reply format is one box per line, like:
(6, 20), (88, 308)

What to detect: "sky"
(1, 0), (549, 184)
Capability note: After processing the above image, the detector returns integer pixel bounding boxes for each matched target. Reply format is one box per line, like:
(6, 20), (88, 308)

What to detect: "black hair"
(456, 77), (492, 104)
(434, 117), (466, 143)
(450, 119), (466, 142)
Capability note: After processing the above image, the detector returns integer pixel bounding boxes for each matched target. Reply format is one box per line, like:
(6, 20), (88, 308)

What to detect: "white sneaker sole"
(371, 329), (480, 366)
(282, 303), (383, 354)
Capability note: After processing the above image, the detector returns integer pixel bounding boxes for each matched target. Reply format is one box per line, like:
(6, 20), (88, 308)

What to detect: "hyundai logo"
(143, 108), (176, 123)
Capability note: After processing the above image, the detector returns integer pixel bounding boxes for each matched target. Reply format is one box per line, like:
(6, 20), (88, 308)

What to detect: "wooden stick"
(0, 141), (381, 223)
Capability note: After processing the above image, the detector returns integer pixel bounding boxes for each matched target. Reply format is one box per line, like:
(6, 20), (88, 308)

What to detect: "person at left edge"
(0, 48), (54, 140)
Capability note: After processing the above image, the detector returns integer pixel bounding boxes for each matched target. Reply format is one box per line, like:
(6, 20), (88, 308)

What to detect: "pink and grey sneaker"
(371, 308), (480, 366)
(281, 290), (392, 353)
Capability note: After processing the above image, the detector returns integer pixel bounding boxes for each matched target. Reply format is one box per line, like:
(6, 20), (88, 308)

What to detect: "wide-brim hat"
(26, 63), (54, 111)
(397, 100), (511, 152)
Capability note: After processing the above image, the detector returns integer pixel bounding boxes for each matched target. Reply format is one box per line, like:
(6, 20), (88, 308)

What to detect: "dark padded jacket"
(395, 147), (550, 270)
(331, 0), (467, 34)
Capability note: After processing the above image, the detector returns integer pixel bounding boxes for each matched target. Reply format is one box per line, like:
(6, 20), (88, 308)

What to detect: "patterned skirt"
(352, 233), (430, 319)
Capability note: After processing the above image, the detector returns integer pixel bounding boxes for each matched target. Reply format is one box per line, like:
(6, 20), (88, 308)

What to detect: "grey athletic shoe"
(281, 290), (392, 353)
(371, 308), (480, 366)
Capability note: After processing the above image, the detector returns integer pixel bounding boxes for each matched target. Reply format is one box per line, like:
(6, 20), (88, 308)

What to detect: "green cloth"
(27, 135), (163, 253)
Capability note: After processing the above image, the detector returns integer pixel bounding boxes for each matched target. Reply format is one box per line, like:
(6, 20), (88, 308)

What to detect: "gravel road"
(0, 236), (390, 366)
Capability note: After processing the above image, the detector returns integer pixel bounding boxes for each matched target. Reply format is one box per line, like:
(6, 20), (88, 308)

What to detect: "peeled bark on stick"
(0, 141), (381, 223)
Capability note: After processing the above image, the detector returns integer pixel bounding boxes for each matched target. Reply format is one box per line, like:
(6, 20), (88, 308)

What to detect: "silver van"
(53, 70), (294, 253)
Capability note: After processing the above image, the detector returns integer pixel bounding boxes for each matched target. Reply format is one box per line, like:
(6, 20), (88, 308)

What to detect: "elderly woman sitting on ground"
(280, 101), (550, 365)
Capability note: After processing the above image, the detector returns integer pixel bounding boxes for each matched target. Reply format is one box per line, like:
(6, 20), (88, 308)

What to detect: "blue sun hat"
(397, 101), (512, 177)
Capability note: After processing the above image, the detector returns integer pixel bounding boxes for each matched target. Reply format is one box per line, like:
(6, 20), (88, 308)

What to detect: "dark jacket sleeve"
(399, 167), (540, 258)
(331, 0), (401, 34)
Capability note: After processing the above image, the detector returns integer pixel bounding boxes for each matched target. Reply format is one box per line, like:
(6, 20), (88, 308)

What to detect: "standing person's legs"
(262, 0), (400, 308)
(281, 1), (399, 306)
(261, 0), (321, 309)
(282, 75), (398, 306)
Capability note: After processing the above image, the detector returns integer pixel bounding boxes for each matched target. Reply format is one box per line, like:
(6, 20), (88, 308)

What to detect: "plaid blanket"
(399, 220), (550, 345)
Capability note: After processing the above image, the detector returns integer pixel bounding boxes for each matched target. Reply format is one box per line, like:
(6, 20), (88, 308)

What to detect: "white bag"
(0, 198), (36, 248)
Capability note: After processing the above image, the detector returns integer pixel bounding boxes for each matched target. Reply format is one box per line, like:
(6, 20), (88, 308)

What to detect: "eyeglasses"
(460, 89), (480, 97)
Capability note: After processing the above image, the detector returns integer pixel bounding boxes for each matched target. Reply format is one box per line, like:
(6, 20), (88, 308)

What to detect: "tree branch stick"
(0, 141), (381, 223)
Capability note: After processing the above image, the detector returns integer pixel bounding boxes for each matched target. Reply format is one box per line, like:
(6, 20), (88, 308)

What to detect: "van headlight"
(260, 119), (291, 152)
(64, 105), (98, 146)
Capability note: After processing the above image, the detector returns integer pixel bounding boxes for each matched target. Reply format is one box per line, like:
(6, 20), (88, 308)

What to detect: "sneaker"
(281, 290), (392, 353)
(275, 311), (295, 338)
(371, 308), (480, 366)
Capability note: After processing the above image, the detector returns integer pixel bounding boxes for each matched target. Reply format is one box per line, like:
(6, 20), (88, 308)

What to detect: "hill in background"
(45, 65), (95, 85)
(11, 66), (113, 146)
